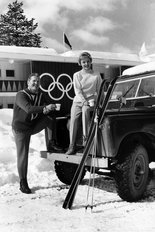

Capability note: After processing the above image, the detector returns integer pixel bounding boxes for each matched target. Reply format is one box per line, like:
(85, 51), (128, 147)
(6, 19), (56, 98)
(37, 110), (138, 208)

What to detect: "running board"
(40, 151), (108, 169)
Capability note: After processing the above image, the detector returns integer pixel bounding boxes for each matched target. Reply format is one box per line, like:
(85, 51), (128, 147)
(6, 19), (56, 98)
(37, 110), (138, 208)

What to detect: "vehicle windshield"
(111, 79), (139, 100)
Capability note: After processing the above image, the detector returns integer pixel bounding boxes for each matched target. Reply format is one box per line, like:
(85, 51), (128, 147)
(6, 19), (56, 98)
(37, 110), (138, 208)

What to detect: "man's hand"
(46, 104), (56, 111)
(43, 104), (56, 114)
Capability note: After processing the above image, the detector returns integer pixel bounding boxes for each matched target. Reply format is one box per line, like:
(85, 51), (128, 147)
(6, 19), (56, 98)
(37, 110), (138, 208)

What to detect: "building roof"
(61, 50), (143, 66)
(0, 45), (143, 66)
(0, 45), (61, 63)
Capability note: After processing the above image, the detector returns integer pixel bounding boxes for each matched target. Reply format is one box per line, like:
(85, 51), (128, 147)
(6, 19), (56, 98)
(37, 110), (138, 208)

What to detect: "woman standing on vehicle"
(66, 52), (102, 155)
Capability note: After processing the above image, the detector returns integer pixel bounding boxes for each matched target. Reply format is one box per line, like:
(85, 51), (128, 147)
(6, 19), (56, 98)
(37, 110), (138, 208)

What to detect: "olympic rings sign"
(40, 73), (74, 101)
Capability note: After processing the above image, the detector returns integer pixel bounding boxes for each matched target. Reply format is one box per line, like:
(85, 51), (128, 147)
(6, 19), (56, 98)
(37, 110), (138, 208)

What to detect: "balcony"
(0, 80), (27, 92)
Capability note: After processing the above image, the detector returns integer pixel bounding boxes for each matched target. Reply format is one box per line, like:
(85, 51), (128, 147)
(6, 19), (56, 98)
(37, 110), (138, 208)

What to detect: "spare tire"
(54, 161), (86, 185)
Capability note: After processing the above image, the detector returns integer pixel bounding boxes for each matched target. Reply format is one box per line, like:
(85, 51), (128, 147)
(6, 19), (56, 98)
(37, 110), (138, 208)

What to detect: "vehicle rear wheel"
(115, 144), (149, 202)
(54, 161), (86, 185)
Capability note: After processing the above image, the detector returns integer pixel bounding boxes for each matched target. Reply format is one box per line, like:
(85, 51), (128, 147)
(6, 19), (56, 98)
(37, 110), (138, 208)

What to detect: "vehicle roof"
(122, 61), (155, 77)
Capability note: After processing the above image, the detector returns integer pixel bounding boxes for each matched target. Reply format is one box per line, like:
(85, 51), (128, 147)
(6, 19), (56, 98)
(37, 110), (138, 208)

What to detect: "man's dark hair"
(28, 73), (39, 81)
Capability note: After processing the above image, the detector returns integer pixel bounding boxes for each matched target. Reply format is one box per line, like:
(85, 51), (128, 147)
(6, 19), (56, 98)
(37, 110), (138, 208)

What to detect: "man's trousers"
(12, 115), (55, 180)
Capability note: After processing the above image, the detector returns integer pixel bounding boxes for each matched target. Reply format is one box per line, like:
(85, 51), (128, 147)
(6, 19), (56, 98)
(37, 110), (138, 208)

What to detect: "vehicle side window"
(137, 77), (155, 97)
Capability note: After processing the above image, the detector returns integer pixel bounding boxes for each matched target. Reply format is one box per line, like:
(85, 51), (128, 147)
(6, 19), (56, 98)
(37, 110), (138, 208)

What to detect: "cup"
(55, 103), (61, 111)
(89, 99), (95, 107)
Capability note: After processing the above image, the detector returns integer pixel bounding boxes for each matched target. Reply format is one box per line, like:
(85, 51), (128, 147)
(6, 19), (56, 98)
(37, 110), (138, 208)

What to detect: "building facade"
(0, 46), (142, 113)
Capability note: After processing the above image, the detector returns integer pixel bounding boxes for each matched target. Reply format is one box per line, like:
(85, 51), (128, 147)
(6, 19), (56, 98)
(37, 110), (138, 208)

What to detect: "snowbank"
(1, 109), (155, 232)
(0, 108), (49, 186)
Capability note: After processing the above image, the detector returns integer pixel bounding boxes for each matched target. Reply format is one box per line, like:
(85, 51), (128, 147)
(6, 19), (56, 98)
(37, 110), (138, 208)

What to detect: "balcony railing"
(0, 80), (27, 92)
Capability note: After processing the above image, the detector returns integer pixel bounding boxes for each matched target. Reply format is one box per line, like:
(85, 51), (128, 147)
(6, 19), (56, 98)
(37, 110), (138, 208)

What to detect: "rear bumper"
(40, 151), (108, 169)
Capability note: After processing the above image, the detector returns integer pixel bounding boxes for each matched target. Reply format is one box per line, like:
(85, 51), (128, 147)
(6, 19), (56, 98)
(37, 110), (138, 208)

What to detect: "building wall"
(0, 60), (30, 80)
(93, 63), (121, 80)
(32, 61), (81, 116)
(32, 61), (129, 116)
(0, 60), (30, 108)
(0, 93), (16, 109)
(0, 59), (132, 110)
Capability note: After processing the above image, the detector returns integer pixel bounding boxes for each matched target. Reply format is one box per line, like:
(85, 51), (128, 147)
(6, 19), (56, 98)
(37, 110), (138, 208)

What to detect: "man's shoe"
(48, 145), (63, 153)
(47, 140), (63, 153)
(20, 179), (32, 194)
(65, 146), (76, 155)
(76, 147), (84, 153)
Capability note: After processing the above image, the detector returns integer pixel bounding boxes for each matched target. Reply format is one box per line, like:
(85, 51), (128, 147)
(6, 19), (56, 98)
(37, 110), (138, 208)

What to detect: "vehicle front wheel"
(54, 161), (86, 185)
(115, 144), (149, 202)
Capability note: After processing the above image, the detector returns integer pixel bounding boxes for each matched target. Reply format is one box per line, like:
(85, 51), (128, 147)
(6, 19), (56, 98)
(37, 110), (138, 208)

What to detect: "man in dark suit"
(12, 73), (61, 194)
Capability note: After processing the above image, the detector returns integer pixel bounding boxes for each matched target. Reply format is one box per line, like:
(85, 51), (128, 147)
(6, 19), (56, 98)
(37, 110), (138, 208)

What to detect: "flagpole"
(63, 32), (65, 53)
(63, 32), (65, 62)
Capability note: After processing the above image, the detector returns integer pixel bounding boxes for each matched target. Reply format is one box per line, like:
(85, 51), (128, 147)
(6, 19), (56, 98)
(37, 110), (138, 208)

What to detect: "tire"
(54, 161), (86, 185)
(115, 144), (149, 202)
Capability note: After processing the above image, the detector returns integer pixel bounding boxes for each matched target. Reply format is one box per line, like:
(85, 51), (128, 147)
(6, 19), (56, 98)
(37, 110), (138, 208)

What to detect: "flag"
(63, 33), (72, 50)
(139, 42), (147, 57)
(139, 42), (150, 62)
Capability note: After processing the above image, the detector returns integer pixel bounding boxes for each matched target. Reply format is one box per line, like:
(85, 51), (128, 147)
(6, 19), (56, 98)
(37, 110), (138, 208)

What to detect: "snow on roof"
(0, 45), (57, 55)
(62, 50), (138, 60)
(0, 45), (61, 62)
(122, 61), (155, 76)
(0, 46), (143, 66)
(61, 50), (142, 65)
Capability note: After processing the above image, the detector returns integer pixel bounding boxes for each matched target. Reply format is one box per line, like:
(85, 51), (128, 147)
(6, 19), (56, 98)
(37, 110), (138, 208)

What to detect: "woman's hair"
(78, 52), (92, 65)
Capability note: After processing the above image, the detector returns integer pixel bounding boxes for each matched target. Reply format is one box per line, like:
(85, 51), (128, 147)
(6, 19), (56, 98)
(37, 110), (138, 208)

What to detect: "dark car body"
(99, 65), (155, 161)
(99, 108), (155, 159)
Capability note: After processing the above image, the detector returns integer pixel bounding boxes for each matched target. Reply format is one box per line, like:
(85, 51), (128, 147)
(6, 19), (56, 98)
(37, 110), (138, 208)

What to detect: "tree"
(0, 0), (42, 47)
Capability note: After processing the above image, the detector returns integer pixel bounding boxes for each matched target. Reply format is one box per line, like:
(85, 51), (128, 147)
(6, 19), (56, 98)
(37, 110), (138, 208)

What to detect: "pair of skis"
(63, 76), (118, 209)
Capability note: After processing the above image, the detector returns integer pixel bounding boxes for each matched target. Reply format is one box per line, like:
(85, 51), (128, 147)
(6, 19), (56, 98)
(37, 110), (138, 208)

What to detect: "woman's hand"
(83, 100), (89, 106)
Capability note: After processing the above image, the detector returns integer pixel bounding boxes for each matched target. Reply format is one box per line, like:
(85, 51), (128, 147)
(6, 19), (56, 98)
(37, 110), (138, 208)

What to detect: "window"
(111, 79), (139, 100)
(8, 104), (14, 109)
(6, 70), (15, 77)
(137, 76), (155, 97)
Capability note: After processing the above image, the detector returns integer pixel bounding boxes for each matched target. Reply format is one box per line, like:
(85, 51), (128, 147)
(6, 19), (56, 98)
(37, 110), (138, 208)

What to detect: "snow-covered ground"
(1, 108), (155, 232)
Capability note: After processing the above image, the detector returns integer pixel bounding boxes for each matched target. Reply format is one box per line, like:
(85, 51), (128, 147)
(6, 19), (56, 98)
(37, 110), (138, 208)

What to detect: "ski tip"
(62, 204), (73, 210)
(62, 199), (74, 210)
(62, 202), (68, 209)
